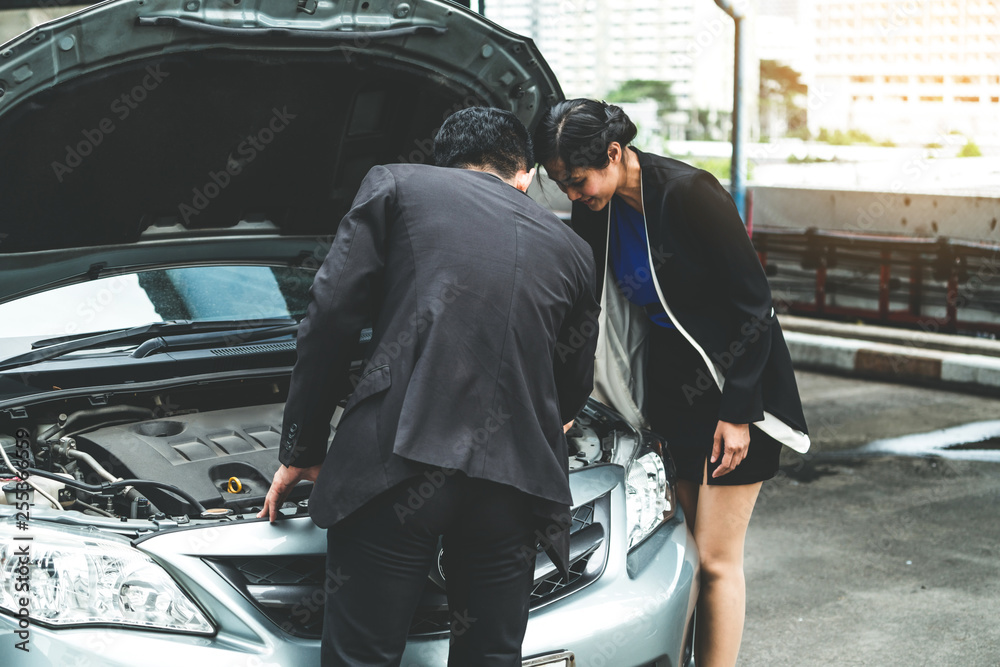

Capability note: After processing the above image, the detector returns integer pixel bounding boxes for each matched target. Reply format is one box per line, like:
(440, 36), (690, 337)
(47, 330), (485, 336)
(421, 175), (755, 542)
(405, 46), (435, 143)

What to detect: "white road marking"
(857, 420), (1000, 462)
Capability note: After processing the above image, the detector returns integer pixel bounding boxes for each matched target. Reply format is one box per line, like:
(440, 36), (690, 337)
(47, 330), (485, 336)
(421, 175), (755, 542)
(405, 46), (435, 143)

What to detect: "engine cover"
(74, 403), (289, 513)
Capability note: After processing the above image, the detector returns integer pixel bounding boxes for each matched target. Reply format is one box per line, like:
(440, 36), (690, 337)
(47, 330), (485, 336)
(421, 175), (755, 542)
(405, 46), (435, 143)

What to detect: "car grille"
(227, 555), (324, 585)
(529, 547), (597, 601)
(526, 500), (601, 604)
(208, 494), (610, 639)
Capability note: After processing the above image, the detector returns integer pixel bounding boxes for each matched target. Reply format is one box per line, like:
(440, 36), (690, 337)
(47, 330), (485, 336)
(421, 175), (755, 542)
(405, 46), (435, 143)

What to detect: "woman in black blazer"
(535, 99), (810, 667)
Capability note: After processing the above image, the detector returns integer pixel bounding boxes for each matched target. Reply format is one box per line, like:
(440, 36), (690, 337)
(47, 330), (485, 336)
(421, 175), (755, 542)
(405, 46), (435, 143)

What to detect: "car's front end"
(0, 1), (697, 664)
(1, 396), (697, 666)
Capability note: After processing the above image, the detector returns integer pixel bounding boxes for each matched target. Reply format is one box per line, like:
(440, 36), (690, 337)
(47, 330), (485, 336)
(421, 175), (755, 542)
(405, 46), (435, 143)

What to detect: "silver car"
(0, 1), (698, 665)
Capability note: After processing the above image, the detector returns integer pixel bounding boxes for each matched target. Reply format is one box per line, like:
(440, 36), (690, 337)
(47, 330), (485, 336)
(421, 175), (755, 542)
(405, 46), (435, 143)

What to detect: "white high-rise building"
(809, 0), (1000, 142)
(757, 0), (813, 78)
(485, 0), (753, 139)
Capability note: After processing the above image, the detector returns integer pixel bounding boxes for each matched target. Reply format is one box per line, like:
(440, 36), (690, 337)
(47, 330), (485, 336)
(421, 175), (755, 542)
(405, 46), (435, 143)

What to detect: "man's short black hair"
(433, 107), (533, 180)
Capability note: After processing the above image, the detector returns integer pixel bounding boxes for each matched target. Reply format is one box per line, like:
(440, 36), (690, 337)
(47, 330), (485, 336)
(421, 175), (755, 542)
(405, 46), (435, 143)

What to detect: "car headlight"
(0, 520), (213, 634)
(624, 444), (676, 550)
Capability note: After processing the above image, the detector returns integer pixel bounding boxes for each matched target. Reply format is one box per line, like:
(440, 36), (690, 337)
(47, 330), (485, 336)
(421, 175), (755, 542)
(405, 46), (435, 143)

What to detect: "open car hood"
(0, 0), (561, 302)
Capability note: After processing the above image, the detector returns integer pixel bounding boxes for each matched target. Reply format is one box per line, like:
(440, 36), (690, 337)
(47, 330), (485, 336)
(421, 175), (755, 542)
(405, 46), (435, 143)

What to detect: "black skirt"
(644, 324), (781, 486)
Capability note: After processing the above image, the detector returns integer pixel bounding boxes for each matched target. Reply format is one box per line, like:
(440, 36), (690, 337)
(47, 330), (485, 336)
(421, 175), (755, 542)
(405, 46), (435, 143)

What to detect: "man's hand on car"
(257, 463), (322, 522)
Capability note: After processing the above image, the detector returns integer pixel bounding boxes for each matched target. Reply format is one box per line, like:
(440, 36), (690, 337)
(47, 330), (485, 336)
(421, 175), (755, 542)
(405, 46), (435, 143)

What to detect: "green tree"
(760, 60), (808, 97)
(958, 140), (982, 158)
(686, 156), (754, 182)
(759, 60), (808, 139)
(605, 79), (678, 114)
(816, 127), (892, 146)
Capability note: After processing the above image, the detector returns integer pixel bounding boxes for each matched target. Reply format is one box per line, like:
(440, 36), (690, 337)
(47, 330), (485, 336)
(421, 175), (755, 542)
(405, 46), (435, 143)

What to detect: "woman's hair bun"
(601, 102), (638, 148)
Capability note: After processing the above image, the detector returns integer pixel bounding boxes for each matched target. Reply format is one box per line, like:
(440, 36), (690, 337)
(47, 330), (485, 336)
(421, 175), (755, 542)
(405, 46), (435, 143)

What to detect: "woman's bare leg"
(675, 479), (700, 529)
(682, 461), (762, 667)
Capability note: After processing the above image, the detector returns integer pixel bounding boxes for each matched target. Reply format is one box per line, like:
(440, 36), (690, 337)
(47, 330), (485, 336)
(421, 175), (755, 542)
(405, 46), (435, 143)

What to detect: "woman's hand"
(711, 421), (750, 478)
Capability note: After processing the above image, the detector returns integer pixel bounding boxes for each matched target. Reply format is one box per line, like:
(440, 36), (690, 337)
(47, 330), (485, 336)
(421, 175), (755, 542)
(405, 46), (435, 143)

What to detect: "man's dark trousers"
(320, 468), (539, 667)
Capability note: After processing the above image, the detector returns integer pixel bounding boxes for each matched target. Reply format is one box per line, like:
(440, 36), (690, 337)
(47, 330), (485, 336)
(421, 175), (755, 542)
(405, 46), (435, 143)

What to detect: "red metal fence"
(752, 226), (1000, 338)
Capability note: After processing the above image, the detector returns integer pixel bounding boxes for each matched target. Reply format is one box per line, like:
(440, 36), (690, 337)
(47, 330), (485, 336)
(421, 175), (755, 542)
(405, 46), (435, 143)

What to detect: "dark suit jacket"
(278, 163), (599, 571)
(570, 148), (808, 436)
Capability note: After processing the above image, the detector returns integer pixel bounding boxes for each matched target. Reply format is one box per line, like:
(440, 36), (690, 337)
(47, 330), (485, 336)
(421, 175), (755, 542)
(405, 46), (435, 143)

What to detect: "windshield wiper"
(130, 323), (299, 358)
(0, 318), (298, 372)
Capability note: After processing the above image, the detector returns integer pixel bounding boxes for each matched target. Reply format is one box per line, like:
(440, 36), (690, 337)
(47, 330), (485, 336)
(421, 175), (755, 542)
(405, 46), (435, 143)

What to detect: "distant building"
(809, 0), (1000, 142)
(757, 0), (813, 78)
(485, 0), (756, 141)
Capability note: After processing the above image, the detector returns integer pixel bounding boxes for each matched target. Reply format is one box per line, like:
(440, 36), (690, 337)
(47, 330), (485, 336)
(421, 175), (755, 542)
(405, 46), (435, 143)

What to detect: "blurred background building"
(484, 0), (753, 142)
(484, 0), (1000, 147)
(3, 0), (996, 191)
(808, 0), (1000, 142)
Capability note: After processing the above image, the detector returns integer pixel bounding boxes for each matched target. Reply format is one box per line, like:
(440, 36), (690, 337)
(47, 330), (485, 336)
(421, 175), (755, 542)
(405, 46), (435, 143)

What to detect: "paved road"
(740, 371), (1000, 666)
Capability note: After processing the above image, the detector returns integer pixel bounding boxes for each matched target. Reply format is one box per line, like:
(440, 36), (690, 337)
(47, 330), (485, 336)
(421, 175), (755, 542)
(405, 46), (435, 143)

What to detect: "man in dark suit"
(258, 107), (599, 666)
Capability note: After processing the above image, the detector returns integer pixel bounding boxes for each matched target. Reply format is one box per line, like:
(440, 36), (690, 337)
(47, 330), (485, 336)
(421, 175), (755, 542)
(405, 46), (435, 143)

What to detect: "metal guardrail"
(752, 226), (1000, 337)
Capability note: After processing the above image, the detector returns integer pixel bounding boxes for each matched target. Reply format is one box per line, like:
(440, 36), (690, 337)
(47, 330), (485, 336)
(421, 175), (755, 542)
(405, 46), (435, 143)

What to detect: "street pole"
(713, 0), (748, 224)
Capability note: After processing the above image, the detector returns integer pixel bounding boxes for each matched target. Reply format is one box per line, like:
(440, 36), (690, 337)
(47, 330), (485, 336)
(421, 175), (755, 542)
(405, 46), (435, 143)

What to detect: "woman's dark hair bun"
(601, 101), (638, 148)
(534, 98), (638, 171)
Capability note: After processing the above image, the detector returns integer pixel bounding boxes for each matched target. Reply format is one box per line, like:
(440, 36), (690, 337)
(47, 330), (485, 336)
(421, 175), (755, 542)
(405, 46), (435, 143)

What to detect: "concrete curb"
(780, 315), (1000, 359)
(784, 330), (1000, 395)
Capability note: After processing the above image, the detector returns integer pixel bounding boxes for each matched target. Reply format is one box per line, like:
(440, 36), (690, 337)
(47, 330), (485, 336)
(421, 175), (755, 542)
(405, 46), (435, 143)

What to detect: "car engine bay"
(1, 379), (635, 524)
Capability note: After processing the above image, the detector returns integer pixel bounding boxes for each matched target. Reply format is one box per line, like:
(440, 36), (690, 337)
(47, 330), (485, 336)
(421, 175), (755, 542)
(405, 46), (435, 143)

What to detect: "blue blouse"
(608, 195), (675, 329)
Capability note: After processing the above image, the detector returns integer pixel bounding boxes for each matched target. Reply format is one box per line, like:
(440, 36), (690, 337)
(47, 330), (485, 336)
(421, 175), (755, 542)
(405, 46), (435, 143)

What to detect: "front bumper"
(405, 473), (699, 667)
(0, 467), (698, 667)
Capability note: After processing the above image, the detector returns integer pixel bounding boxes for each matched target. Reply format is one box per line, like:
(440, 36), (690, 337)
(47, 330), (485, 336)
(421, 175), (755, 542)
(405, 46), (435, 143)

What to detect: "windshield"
(0, 265), (314, 358)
